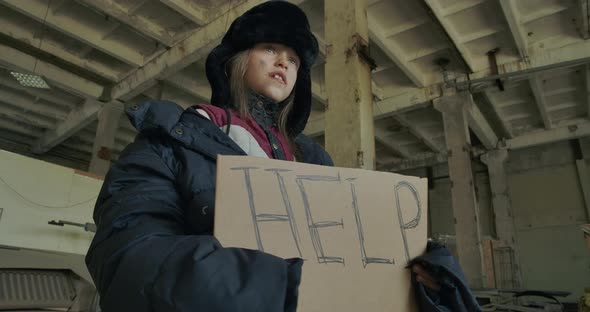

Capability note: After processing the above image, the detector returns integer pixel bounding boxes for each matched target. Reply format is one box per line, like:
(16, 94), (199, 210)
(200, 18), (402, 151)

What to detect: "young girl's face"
(245, 42), (300, 103)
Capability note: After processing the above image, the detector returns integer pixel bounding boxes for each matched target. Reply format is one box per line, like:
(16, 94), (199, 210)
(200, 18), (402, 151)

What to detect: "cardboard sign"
(214, 156), (428, 311)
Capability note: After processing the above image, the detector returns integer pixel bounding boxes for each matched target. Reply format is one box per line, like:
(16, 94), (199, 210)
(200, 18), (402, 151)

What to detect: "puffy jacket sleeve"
(85, 135), (303, 312)
(409, 242), (481, 312)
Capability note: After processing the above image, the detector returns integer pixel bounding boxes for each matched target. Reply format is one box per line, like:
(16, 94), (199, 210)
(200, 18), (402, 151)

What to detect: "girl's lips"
(269, 71), (287, 84)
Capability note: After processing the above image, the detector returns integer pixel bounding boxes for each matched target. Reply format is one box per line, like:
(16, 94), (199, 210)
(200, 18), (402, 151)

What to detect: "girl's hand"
(412, 264), (441, 291)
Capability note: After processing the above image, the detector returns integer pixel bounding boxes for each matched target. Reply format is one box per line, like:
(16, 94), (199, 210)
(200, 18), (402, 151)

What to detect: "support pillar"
(88, 101), (122, 175)
(434, 92), (485, 288)
(481, 148), (522, 288)
(324, 0), (374, 169)
(575, 139), (590, 222)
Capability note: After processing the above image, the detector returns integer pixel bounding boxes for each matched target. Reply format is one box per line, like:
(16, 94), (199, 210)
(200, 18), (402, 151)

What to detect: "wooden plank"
(482, 239), (497, 288)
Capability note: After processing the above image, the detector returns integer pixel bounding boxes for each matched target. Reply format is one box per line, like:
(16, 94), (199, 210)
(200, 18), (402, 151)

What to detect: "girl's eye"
(266, 47), (276, 54)
(289, 58), (298, 66)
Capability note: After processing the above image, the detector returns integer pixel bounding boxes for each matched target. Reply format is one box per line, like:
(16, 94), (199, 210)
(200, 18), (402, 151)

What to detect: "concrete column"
(434, 92), (485, 288)
(575, 139), (590, 222)
(480, 148), (522, 288)
(324, 0), (375, 169)
(88, 101), (122, 175)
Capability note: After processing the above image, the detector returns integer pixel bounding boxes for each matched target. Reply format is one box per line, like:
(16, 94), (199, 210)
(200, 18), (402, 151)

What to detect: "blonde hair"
(226, 50), (299, 157)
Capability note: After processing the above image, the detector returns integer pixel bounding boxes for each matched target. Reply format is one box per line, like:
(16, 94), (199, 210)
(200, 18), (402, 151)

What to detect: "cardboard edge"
(213, 154), (225, 238)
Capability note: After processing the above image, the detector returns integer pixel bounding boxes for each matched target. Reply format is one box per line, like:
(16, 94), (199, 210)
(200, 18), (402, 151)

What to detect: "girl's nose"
(276, 54), (289, 70)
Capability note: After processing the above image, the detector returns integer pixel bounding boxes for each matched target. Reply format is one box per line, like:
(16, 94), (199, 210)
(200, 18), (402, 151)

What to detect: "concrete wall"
(507, 141), (589, 300)
(425, 141), (590, 301)
(0, 149), (99, 253)
(404, 162), (494, 238)
(0, 149), (100, 282)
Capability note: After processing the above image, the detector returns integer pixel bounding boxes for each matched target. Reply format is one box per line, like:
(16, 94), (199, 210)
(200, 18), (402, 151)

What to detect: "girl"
(86, 2), (476, 311)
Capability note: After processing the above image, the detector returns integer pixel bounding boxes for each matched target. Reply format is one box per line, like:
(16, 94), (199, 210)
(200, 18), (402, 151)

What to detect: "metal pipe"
(452, 57), (590, 92)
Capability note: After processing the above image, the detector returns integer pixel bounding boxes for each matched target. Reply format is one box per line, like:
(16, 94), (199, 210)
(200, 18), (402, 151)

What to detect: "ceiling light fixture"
(10, 71), (50, 89)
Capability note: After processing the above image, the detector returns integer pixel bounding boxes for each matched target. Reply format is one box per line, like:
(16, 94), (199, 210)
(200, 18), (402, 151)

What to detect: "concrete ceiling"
(0, 0), (589, 171)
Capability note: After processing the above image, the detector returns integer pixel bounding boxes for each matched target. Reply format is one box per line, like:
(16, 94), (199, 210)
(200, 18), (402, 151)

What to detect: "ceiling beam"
(460, 26), (504, 44)
(466, 100), (499, 149)
(351, 117), (590, 171)
(545, 86), (578, 97)
(0, 89), (68, 120)
(576, 0), (590, 39)
(547, 101), (577, 113)
(504, 112), (532, 122)
(142, 84), (195, 108)
(381, 152), (449, 172)
(0, 104), (56, 130)
(585, 65), (590, 119)
(392, 113), (444, 153)
(443, 0), (486, 16)
(32, 99), (103, 154)
(128, 0), (148, 14)
(111, 0), (265, 101)
(0, 116), (43, 137)
(0, 43), (103, 99)
(165, 71), (211, 102)
(77, 0), (174, 46)
(0, 74), (77, 109)
(305, 86), (440, 137)
(424, 0), (476, 72)
(521, 4), (569, 24)
(383, 17), (429, 37)
(308, 39), (590, 138)
(506, 121), (590, 149)
(159, 0), (237, 26)
(480, 91), (514, 139)
(159, 0), (211, 25)
(529, 76), (552, 129)
(374, 127), (412, 159)
(367, 17), (426, 87)
(455, 40), (590, 85)
(61, 142), (93, 155)
(406, 45), (448, 62)
(0, 20), (121, 81)
(2, 0), (146, 67)
(499, 0), (529, 59)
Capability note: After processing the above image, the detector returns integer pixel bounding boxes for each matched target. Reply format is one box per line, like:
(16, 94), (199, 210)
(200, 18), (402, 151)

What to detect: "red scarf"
(194, 104), (294, 161)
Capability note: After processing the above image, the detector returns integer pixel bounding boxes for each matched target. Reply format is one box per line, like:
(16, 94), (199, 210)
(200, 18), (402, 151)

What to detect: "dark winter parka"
(86, 99), (332, 311)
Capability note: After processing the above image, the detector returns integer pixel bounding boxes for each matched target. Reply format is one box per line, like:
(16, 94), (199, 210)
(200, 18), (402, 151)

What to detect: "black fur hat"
(205, 0), (319, 135)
